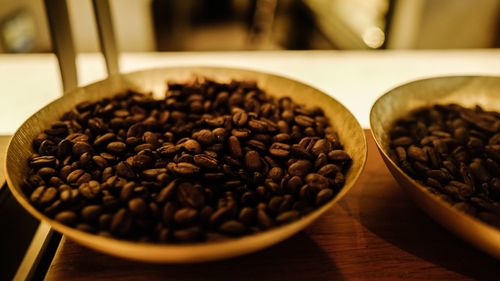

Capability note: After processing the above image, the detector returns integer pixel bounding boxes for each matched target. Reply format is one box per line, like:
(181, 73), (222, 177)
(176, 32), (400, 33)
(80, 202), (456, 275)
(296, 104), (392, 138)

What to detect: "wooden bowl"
(370, 75), (500, 259)
(5, 66), (367, 263)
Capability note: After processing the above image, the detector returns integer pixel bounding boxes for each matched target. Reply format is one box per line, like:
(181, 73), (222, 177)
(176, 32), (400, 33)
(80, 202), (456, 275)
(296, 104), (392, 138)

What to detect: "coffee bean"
(177, 182), (205, 209)
(167, 162), (200, 176)
(257, 209), (274, 229)
(94, 133), (115, 146)
(315, 189), (334, 206)
(391, 136), (413, 147)
(55, 211), (78, 226)
(239, 207), (256, 225)
(486, 145), (500, 161)
(111, 208), (132, 236)
(244, 150), (261, 171)
(390, 103), (500, 228)
(79, 181), (101, 199)
(469, 159), (490, 183)
(219, 220), (247, 236)
(72, 141), (92, 156)
(276, 210), (299, 224)
(173, 226), (201, 242)
(132, 154), (153, 170)
(328, 150), (351, 162)
(232, 109), (248, 126)
(181, 139), (202, 154)
(129, 198), (147, 216)
(24, 79), (350, 243)
(39, 187), (58, 205)
(306, 173), (329, 190)
(288, 160), (311, 177)
(56, 139), (73, 159)
(311, 139), (332, 156)
(407, 145), (428, 162)
(267, 167), (284, 182)
(193, 129), (216, 145)
(107, 141), (126, 154)
(29, 156), (58, 169)
(294, 115), (314, 127)
(156, 180), (178, 204)
(268, 196), (284, 214)
(228, 136), (242, 158)
(116, 161), (136, 179)
(81, 205), (102, 222)
(269, 142), (290, 157)
(174, 208), (198, 225)
(67, 169), (84, 184)
(210, 207), (233, 226)
(37, 167), (57, 178)
(193, 154), (218, 169)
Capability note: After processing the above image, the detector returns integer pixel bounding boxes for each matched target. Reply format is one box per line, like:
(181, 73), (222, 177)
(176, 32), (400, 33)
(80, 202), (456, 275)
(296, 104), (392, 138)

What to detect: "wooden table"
(44, 131), (500, 281)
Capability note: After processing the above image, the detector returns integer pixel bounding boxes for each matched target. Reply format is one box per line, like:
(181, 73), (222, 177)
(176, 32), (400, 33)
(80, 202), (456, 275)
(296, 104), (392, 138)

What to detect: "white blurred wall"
(67, 0), (155, 52)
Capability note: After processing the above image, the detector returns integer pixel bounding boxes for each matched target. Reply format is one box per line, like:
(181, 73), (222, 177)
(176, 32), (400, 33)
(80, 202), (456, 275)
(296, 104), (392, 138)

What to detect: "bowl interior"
(370, 75), (500, 259)
(5, 66), (367, 263)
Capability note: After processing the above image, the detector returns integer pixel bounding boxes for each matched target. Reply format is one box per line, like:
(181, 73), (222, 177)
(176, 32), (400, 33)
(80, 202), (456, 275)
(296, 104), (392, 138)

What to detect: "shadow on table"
(165, 233), (343, 281)
(356, 176), (500, 280)
(65, 232), (344, 281)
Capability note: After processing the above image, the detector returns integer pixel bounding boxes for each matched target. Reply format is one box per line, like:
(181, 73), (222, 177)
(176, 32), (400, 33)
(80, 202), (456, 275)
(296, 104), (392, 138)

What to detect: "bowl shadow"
(47, 231), (344, 281)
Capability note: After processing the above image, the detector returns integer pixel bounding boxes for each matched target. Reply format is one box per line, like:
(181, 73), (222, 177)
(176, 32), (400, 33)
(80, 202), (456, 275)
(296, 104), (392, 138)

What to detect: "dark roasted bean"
(132, 154), (153, 170)
(94, 133), (115, 146)
(276, 210), (299, 224)
(110, 208), (132, 236)
(129, 198), (147, 216)
(167, 162), (200, 176)
(328, 150), (351, 162)
(193, 154), (218, 169)
(55, 211), (78, 226)
(174, 208), (198, 225)
(81, 205), (102, 222)
(39, 187), (58, 205)
(288, 160), (311, 177)
(173, 226), (201, 242)
(177, 182), (205, 209)
(107, 141), (126, 154)
(315, 189), (334, 206)
(389, 103), (500, 229)
(193, 129), (216, 145)
(210, 207), (233, 226)
(72, 141), (92, 156)
(156, 180), (178, 204)
(269, 142), (290, 157)
(244, 150), (261, 171)
(248, 119), (268, 132)
(228, 136), (242, 158)
(29, 156), (58, 169)
(239, 207), (256, 225)
(24, 79), (350, 243)
(294, 115), (314, 127)
(79, 180), (101, 199)
(232, 109), (248, 126)
(306, 173), (329, 190)
(116, 161), (136, 179)
(219, 220), (247, 236)
(257, 209), (274, 229)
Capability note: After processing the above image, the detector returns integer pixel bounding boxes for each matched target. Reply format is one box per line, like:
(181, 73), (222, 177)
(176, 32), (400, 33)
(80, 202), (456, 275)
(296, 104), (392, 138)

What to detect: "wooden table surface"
(45, 131), (500, 281)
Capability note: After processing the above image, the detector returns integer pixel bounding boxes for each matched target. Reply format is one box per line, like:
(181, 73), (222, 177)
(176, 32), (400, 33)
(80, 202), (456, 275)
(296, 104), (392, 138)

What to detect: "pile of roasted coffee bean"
(389, 104), (500, 227)
(23, 79), (351, 243)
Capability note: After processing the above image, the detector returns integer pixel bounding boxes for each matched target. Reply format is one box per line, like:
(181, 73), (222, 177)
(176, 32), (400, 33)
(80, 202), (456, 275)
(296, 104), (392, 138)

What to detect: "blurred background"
(0, 0), (499, 53)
